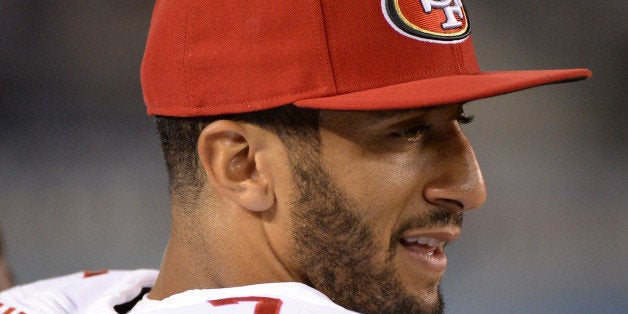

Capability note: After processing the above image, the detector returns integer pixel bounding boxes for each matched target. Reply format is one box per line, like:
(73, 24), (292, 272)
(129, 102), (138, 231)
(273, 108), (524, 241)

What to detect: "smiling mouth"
(401, 237), (446, 255)
(399, 236), (450, 272)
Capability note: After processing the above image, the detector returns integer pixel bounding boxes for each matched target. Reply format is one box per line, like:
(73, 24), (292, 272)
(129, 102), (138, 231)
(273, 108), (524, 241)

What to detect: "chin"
(397, 278), (445, 313)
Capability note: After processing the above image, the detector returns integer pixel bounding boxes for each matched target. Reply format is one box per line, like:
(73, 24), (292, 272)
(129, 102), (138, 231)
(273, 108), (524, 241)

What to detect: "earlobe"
(197, 121), (274, 212)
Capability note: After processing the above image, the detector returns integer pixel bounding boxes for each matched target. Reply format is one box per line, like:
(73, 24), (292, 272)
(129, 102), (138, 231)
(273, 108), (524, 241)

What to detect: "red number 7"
(209, 296), (283, 314)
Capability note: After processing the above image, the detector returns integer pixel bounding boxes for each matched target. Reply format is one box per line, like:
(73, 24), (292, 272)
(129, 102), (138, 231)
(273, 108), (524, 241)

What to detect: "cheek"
(364, 159), (418, 200)
(326, 148), (427, 228)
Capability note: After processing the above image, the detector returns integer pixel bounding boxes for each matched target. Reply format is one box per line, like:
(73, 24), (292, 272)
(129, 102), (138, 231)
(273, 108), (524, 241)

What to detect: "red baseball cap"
(141, 0), (591, 117)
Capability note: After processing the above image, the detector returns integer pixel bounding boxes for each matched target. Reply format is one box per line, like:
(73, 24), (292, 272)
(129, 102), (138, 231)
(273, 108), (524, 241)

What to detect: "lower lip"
(401, 244), (448, 272)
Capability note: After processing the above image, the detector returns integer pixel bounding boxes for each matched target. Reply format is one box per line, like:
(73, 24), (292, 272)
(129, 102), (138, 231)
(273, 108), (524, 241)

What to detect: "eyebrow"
(370, 106), (438, 120)
(322, 104), (461, 128)
(369, 102), (468, 121)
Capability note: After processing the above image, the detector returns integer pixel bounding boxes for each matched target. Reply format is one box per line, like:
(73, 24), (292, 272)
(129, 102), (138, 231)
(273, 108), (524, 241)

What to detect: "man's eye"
(392, 125), (431, 141)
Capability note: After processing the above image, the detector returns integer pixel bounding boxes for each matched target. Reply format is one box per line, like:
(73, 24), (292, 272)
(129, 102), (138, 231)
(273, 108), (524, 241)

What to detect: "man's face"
(286, 104), (486, 313)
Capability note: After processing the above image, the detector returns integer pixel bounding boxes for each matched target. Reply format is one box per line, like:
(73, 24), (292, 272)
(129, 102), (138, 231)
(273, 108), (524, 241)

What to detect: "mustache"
(389, 208), (463, 252)
(430, 209), (464, 227)
(400, 208), (464, 230)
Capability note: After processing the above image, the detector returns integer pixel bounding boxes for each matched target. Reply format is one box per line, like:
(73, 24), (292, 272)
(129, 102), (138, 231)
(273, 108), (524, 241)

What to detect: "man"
(0, 0), (590, 313)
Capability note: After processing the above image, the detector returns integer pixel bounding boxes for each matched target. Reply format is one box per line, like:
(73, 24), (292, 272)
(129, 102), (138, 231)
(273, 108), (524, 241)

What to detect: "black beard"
(289, 158), (445, 314)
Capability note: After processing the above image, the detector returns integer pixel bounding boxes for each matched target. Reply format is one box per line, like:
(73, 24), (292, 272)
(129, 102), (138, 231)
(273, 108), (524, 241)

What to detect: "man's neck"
(148, 222), (297, 300)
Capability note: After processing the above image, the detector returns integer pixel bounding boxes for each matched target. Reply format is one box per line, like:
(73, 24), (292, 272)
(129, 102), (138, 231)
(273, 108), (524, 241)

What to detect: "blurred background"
(0, 1), (625, 313)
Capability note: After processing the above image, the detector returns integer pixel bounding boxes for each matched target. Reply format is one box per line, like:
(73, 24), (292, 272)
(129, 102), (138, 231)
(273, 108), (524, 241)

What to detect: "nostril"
(442, 199), (464, 212)
(423, 187), (466, 212)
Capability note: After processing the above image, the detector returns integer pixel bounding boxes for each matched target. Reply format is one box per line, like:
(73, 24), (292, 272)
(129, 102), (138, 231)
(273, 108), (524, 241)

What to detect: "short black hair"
(155, 104), (320, 207)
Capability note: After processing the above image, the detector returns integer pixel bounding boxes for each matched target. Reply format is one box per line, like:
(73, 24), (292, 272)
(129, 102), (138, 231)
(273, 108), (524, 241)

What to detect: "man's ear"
(197, 120), (274, 212)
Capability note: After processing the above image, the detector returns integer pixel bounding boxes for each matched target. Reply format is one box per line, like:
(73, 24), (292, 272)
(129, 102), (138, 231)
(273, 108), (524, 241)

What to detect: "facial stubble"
(289, 156), (446, 314)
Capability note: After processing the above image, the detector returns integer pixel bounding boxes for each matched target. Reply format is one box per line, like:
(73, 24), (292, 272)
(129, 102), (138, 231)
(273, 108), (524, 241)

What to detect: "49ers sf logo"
(382, 0), (470, 43)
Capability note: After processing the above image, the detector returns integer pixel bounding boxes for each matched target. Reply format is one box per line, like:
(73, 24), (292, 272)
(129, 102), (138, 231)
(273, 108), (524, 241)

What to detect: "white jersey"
(0, 269), (358, 313)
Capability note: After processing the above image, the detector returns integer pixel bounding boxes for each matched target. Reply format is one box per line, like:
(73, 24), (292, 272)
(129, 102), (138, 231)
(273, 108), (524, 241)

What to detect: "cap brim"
(294, 69), (591, 110)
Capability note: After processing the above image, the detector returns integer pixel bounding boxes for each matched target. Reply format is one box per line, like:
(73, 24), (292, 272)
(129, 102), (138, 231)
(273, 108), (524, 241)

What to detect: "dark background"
(1, 1), (626, 313)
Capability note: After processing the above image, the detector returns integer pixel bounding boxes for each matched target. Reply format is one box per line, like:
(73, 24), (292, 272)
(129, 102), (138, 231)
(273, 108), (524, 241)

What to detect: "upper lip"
(400, 229), (461, 244)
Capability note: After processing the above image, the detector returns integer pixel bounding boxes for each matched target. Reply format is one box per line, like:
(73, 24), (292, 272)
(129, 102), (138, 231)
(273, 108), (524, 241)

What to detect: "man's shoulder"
(0, 269), (158, 313)
(0, 274), (358, 313)
(132, 282), (359, 314)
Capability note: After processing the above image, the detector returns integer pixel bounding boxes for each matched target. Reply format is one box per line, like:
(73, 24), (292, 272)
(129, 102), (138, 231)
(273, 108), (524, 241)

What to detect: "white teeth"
(404, 237), (445, 248)
(427, 238), (441, 247)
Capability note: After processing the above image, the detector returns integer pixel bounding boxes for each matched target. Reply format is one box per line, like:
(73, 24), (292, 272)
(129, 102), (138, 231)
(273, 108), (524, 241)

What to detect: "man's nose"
(423, 127), (487, 213)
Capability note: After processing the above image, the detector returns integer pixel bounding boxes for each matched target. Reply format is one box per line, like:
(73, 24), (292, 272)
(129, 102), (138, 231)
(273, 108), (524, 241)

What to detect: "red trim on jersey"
(83, 269), (109, 278)
(209, 296), (283, 314)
